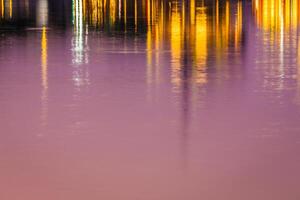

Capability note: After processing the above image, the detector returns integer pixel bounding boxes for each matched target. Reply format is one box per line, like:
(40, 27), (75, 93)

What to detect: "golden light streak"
(41, 26), (48, 127)
(9, 0), (12, 18)
(135, 0), (137, 32)
(195, 3), (207, 84)
(215, 0), (220, 51)
(146, 27), (152, 85)
(190, 0), (195, 25)
(109, 0), (116, 24)
(225, 0), (229, 46)
(83, 0), (86, 20)
(41, 26), (48, 90)
(253, 0), (300, 31)
(124, 0), (127, 28)
(76, 0), (246, 90)
(147, 0), (150, 27)
(170, 3), (182, 89)
(1, 0), (4, 18)
(235, 1), (242, 48)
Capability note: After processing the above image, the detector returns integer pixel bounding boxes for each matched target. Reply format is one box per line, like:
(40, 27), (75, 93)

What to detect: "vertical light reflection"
(235, 1), (242, 49)
(118, 0), (121, 19)
(291, 0), (298, 29)
(194, 2), (207, 85)
(9, 0), (11, 18)
(109, 0), (116, 25)
(190, 0), (195, 25)
(253, 0), (300, 92)
(224, 0), (229, 49)
(170, 2), (182, 91)
(1, 0), (3, 18)
(41, 27), (48, 91)
(92, 0), (103, 27)
(37, 0), (49, 129)
(73, 0), (84, 65)
(215, 0), (220, 52)
(147, 0), (150, 27)
(297, 38), (300, 104)
(72, 0), (90, 88)
(124, 0), (127, 29)
(41, 26), (48, 128)
(146, 19), (153, 96)
(253, 0), (300, 31)
(4, 0), (8, 18)
(154, 1), (163, 86)
(134, 0), (137, 32)
(78, 0), (245, 89)
(146, 0), (152, 88)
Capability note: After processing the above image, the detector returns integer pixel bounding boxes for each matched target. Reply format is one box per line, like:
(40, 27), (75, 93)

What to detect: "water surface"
(1, 0), (300, 199)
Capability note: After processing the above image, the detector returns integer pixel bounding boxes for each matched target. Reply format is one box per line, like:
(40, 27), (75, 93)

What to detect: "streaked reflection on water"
(0, 0), (300, 199)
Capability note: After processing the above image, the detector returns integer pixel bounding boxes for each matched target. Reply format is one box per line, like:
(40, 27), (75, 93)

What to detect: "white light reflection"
(72, 0), (90, 88)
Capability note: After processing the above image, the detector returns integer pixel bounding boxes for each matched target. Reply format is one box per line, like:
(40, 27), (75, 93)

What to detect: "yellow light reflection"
(147, 26), (152, 86)
(76, 0), (245, 89)
(1, 0), (4, 18)
(41, 27), (48, 90)
(170, 3), (182, 90)
(235, 1), (242, 48)
(41, 26), (48, 127)
(134, 0), (137, 32)
(109, 0), (116, 25)
(195, 3), (207, 84)
(253, 0), (300, 31)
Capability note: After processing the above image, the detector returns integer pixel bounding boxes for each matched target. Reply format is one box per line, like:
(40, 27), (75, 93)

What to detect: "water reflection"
(0, 0), (12, 19)
(41, 26), (48, 128)
(72, 0), (90, 88)
(0, 0), (248, 168)
(253, 0), (300, 100)
(253, 0), (300, 30)
(2, 1), (300, 199)
(77, 0), (246, 167)
(39, 0), (49, 129)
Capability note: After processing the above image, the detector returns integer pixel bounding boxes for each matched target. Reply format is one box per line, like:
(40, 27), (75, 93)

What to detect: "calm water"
(1, 0), (300, 199)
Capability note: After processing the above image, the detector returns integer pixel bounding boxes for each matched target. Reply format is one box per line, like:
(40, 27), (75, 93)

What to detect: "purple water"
(0, 0), (300, 199)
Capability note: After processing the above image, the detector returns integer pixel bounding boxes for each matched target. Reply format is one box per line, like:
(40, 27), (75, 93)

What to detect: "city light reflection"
(253, 0), (300, 30)
(38, 0), (49, 128)
(72, 0), (90, 88)
(253, 0), (300, 94)
(0, 0), (12, 19)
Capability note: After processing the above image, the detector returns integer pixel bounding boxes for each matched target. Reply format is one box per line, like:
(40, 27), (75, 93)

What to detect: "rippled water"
(1, 0), (300, 199)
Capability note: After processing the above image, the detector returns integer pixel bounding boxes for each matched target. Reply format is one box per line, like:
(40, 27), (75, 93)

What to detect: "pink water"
(0, 0), (300, 199)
